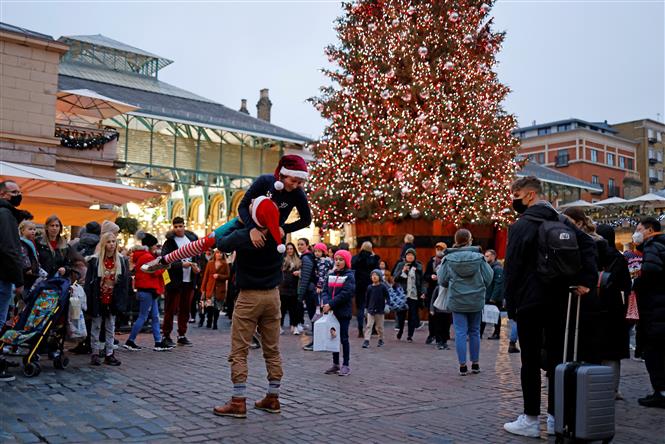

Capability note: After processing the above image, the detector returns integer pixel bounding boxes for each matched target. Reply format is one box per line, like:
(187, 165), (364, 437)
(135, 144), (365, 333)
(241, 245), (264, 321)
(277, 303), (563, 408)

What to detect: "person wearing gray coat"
(438, 229), (493, 376)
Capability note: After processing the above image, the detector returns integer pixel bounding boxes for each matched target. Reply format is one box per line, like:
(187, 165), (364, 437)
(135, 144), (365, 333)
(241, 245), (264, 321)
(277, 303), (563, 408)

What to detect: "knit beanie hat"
(273, 154), (308, 191)
(101, 220), (120, 235)
(313, 242), (328, 254)
(251, 196), (286, 253)
(405, 247), (417, 258)
(85, 221), (101, 236)
(140, 232), (158, 248)
(334, 249), (352, 269)
(370, 269), (383, 281)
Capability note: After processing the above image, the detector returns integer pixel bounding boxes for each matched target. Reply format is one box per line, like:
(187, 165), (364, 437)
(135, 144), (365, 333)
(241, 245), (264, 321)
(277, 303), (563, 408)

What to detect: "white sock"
(526, 415), (538, 423)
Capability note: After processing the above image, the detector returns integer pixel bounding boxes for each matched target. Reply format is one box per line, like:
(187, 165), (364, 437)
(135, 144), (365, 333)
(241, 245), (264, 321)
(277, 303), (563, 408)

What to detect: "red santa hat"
(251, 196), (286, 253)
(274, 154), (308, 191)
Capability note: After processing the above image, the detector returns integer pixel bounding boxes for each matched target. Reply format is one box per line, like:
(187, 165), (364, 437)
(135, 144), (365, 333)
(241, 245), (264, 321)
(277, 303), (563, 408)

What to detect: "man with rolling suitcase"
(503, 176), (598, 438)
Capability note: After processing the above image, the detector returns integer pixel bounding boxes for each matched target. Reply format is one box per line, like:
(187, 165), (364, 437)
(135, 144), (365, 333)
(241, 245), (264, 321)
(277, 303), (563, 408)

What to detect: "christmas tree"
(309, 0), (518, 228)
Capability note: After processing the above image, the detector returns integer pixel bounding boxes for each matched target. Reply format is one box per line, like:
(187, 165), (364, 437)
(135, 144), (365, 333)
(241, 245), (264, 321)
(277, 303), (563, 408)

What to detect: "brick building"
(611, 119), (665, 195)
(514, 118), (641, 202)
(0, 23), (69, 169)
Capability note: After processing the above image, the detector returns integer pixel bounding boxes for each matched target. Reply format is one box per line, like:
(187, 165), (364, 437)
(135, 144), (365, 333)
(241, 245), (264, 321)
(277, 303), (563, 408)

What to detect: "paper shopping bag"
(313, 313), (341, 352)
(482, 304), (500, 325)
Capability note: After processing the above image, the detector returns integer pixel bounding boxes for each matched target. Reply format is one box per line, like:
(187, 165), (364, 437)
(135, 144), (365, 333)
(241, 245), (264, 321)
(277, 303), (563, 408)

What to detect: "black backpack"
(524, 214), (582, 283)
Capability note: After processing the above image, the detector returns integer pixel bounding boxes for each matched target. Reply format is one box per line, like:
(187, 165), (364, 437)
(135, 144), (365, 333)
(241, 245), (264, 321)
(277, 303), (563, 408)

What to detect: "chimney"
(256, 88), (272, 122)
(239, 99), (249, 115)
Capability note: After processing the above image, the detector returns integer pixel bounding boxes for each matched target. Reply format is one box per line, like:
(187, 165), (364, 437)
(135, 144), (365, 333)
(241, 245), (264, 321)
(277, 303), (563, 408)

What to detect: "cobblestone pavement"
(1, 318), (663, 444)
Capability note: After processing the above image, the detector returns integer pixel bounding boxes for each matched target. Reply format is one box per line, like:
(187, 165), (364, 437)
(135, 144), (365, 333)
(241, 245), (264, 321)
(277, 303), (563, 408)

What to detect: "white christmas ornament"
(480, 3), (490, 14)
(448, 11), (459, 22)
(362, 168), (370, 176)
(341, 148), (351, 157)
(368, 23), (377, 32)
(392, 18), (400, 26)
(401, 186), (411, 195)
(346, 74), (354, 83)
(410, 208), (421, 218)
(381, 89), (392, 99)
(463, 34), (474, 44)
(401, 92), (412, 102)
(315, 103), (324, 112)
(419, 90), (430, 99)
(386, 68), (395, 78)
(430, 125), (439, 135)
(447, 188), (457, 196)
(350, 132), (359, 142)
(474, 172), (483, 180)
(373, 189), (383, 197)
(407, 6), (416, 15)
(444, 61), (454, 70)
(418, 46), (428, 58)
(416, 113), (427, 123)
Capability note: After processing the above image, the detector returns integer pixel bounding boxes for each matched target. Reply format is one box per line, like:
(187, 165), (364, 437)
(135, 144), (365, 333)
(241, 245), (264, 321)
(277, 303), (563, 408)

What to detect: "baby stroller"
(0, 276), (72, 377)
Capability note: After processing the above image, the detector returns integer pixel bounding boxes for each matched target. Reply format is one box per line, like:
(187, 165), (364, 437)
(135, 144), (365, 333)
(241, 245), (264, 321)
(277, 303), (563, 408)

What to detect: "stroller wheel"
(53, 356), (69, 370)
(23, 362), (41, 377)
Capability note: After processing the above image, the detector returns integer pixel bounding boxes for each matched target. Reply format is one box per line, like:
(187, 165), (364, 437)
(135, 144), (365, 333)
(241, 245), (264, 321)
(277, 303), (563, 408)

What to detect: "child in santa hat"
(142, 154), (311, 272)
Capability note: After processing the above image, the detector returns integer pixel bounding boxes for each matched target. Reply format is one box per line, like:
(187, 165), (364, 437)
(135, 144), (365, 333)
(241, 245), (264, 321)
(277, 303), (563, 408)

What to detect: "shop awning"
(1, 161), (161, 225)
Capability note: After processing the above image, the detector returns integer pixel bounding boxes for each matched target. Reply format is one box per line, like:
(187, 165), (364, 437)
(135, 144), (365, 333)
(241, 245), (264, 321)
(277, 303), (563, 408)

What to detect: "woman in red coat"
(200, 250), (230, 329)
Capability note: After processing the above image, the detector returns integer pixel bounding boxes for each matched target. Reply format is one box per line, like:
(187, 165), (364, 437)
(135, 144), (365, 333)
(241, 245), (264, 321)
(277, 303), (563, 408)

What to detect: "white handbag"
(313, 313), (341, 352)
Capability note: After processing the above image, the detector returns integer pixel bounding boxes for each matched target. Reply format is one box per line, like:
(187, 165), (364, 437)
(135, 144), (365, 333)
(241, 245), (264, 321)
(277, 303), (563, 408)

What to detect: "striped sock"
(233, 383), (246, 398)
(267, 380), (281, 395)
(163, 236), (215, 264)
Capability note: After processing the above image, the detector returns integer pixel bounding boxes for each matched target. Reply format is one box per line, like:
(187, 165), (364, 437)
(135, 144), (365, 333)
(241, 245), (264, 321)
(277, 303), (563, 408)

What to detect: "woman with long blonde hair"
(83, 232), (130, 366)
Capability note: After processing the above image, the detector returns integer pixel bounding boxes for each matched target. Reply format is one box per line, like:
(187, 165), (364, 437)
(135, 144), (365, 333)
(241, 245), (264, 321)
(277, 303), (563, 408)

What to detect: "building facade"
(612, 119), (665, 195)
(514, 118), (640, 201)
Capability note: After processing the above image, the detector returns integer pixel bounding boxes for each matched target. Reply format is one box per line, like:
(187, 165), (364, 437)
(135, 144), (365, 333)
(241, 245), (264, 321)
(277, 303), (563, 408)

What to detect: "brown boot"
(213, 397), (247, 418)
(254, 393), (281, 414)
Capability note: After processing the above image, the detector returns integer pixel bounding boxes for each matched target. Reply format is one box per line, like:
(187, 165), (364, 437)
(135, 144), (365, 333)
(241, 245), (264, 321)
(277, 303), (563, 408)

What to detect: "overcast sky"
(2, 0), (663, 139)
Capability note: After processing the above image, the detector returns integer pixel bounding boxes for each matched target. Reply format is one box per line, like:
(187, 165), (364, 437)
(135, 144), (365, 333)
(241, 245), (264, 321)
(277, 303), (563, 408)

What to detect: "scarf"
(406, 266), (418, 300)
(20, 236), (38, 259)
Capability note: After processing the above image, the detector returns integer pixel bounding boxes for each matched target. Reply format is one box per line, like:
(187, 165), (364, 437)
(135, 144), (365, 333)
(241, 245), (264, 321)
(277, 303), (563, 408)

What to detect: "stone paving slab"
(1, 319), (663, 443)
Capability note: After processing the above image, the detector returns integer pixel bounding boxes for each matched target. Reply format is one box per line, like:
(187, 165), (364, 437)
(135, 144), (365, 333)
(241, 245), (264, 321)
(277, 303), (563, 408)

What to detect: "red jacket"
(132, 248), (164, 294)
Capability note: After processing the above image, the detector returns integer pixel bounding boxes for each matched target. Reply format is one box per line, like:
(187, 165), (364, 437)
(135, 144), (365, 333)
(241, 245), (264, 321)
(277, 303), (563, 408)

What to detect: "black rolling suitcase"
(554, 289), (615, 443)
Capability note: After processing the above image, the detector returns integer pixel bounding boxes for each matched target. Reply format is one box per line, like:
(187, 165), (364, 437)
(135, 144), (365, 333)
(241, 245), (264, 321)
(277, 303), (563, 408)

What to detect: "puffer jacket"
(635, 232), (665, 339)
(76, 232), (100, 258)
(36, 236), (84, 279)
(322, 268), (355, 319)
(132, 247), (164, 295)
(438, 246), (493, 313)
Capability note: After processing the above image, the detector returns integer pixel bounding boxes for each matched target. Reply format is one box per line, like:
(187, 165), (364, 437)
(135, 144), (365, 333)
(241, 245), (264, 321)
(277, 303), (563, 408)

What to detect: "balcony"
(555, 153), (569, 167)
(648, 151), (658, 164)
(591, 183), (604, 195)
(607, 185), (621, 198)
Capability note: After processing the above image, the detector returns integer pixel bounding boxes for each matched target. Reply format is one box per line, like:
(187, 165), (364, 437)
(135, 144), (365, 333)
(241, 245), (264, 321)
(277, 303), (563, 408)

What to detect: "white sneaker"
(503, 414), (540, 438)
(279, 327), (284, 335)
(547, 414), (555, 436)
(296, 324), (304, 334)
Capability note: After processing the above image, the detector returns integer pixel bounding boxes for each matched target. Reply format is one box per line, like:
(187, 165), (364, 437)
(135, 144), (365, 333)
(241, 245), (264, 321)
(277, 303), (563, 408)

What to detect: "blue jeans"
(0, 280), (13, 330)
(509, 319), (518, 343)
(452, 311), (481, 365)
(333, 317), (351, 366)
(129, 291), (162, 343)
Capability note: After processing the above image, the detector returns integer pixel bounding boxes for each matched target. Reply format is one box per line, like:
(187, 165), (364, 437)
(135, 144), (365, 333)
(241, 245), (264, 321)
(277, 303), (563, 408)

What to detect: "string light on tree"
(308, 0), (518, 227)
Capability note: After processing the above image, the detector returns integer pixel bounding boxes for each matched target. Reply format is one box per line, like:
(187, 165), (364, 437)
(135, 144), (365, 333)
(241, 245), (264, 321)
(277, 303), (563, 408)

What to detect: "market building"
(1, 22), (311, 235)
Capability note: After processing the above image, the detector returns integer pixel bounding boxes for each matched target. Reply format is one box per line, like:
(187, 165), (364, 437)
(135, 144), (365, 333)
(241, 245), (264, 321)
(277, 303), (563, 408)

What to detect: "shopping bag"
(432, 286), (450, 312)
(313, 313), (341, 352)
(625, 291), (639, 320)
(482, 304), (500, 325)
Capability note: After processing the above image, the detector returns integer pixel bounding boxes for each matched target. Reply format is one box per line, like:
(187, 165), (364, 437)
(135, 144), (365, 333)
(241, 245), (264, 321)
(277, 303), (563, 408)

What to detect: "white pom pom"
(277, 244), (286, 253)
(274, 180), (284, 191)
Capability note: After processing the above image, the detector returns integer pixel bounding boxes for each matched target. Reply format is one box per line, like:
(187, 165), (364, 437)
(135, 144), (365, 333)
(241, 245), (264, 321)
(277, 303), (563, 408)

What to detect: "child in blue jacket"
(322, 249), (355, 377)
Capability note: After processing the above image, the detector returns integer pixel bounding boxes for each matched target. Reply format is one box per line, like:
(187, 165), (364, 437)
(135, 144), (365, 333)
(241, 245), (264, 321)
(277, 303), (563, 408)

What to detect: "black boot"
(213, 309), (220, 330)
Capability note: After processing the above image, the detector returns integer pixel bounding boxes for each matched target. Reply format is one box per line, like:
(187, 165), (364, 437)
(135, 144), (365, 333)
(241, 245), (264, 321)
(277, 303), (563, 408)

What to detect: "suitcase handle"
(563, 287), (582, 363)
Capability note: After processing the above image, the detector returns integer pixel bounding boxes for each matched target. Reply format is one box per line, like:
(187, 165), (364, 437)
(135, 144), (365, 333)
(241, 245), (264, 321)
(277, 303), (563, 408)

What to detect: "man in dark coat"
(0, 181), (25, 339)
(351, 242), (380, 337)
(481, 249), (504, 339)
(160, 217), (200, 347)
(424, 242), (450, 348)
(632, 216), (665, 409)
(503, 176), (598, 438)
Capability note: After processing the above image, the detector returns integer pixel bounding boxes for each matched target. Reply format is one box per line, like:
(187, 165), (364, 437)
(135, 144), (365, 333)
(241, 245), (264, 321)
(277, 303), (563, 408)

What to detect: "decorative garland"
(55, 128), (119, 150)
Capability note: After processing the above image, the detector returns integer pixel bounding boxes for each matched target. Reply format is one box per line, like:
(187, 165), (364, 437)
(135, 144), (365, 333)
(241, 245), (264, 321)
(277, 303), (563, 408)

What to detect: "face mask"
(435, 251), (444, 258)
(8, 194), (22, 207)
(632, 231), (644, 245)
(512, 198), (528, 214)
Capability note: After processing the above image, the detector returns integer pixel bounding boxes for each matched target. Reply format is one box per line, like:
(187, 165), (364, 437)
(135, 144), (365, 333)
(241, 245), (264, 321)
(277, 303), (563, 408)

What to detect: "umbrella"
(559, 199), (596, 209)
(626, 193), (665, 206)
(56, 89), (138, 120)
(594, 197), (627, 206)
(0, 160), (160, 207)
